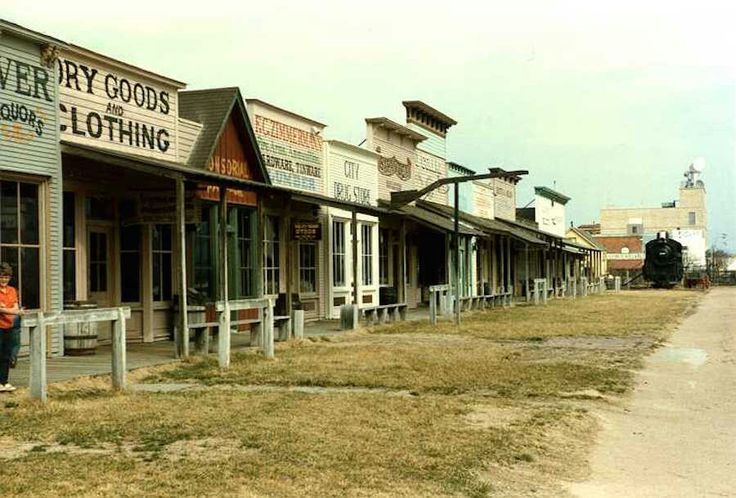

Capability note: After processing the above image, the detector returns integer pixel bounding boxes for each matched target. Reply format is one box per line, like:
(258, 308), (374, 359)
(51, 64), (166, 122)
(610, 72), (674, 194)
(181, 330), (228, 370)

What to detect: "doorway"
(87, 225), (114, 342)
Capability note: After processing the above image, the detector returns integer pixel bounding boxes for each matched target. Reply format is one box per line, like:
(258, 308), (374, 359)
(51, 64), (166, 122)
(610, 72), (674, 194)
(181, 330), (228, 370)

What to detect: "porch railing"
(21, 307), (131, 403)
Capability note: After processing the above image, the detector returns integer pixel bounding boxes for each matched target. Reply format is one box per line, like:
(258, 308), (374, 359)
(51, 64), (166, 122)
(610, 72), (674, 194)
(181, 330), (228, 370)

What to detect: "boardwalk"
(9, 308), (436, 389)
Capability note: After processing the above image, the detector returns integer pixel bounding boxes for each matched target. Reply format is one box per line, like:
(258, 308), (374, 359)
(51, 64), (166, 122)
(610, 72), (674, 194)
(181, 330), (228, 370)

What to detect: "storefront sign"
(330, 155), (377, 206)
(378, 155), (411, 180)
(196, 185), (257, 206)
(607, 253), (644, 260)
(253, 114), (323, 193)
(57, 51), (179, 160)
(0, 53), (54, 143)
(292, 221), (322, 241)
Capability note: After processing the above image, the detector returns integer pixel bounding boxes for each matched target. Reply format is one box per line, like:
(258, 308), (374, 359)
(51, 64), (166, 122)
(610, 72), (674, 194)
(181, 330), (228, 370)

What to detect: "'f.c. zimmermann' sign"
(56, 50), (180, 160)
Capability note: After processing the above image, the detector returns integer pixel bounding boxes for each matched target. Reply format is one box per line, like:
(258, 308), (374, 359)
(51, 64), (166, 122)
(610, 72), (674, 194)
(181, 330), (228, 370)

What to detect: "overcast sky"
(5, 1), (735, 249)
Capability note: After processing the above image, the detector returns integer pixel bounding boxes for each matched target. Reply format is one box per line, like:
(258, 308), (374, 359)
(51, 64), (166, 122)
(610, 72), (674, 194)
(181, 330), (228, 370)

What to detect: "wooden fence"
(21, 307), (131, 402)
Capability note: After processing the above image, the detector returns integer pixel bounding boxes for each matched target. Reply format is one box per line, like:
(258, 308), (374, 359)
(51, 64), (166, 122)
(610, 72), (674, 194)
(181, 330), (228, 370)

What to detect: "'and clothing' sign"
(57, 49), (182, 160)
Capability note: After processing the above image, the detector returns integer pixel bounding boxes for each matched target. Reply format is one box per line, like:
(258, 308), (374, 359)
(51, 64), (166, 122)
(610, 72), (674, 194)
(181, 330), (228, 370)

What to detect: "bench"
(360, 303), (408, 325)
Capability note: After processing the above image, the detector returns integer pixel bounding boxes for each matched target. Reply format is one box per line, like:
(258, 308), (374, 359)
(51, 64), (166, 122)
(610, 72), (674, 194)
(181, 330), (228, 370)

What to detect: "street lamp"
(390, 167), (528, 325)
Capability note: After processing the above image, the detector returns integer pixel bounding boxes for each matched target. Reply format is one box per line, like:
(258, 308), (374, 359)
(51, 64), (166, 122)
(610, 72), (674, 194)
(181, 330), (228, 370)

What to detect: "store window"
(299, 242), (317, 293)
(361, 224), (373, 286)
(379, 228), (389, 285)
(152, 224), (172, 301)
(263, 216), (280, 295)
(237, 208), (254, 298)
(120, 225), (141, 302)
(193, 206), (214, 299)
(0, 181), (40, 309)
(332, 220), (346, 287)
(62, 192), (76, 302)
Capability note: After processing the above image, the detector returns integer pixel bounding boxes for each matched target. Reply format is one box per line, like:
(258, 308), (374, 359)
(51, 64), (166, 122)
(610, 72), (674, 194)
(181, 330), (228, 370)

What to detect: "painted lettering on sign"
(334, 182), (371, 205)
(57, 55), (175, 156)
(253, 115), (323, 193)
(0, 56), (52, 141)
(208, 155), (250, 179)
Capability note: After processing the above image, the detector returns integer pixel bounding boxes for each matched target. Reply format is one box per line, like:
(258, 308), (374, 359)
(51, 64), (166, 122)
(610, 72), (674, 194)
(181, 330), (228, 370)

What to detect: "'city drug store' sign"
(56, 49), (182, 160)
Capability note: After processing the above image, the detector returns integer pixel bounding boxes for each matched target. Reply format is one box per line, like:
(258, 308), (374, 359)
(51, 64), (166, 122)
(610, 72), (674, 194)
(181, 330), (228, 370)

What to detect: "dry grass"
(378, 290), (699, 341)
(0, 290), (699, 497)
(0, 390), (592, 497)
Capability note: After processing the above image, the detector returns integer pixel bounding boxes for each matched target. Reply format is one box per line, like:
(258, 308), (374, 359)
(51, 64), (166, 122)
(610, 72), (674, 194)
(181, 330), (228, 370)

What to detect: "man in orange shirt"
(0, 262), (23, 392)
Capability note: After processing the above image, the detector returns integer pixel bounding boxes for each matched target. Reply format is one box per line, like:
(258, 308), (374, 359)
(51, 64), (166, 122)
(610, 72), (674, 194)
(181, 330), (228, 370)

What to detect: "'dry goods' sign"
(57, 50), (180, 160)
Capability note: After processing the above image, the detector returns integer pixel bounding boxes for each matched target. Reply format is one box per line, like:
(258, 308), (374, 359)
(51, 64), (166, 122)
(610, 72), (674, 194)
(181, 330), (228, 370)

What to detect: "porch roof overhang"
(391, 203), (483, 236)
(417, 200), (547, 246)
(61, 141), (388, 217)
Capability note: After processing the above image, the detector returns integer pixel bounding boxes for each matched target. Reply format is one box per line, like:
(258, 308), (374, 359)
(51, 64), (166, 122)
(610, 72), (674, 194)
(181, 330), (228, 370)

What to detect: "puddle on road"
(652, 347), (708, 367)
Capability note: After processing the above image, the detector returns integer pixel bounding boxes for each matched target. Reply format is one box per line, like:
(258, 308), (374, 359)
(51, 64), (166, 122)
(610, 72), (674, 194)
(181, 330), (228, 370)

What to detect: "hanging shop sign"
(56, 50), (180, 160)
(134, 192), (200, 224)
(292, 221), (322, 241)
(253, 114), (323, 194)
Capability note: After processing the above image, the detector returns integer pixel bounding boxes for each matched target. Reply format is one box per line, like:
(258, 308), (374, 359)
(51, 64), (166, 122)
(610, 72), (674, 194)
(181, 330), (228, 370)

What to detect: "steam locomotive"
(643, 235), (684, 288)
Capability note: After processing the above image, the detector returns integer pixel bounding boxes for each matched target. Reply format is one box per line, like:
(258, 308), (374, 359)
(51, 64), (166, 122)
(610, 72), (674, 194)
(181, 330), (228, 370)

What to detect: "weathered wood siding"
(177, 117), (202, 164)
(0, 33), (63, 354)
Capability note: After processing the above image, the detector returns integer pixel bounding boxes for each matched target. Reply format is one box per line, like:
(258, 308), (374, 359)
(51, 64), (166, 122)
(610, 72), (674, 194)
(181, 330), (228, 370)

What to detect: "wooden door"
(88, 225), (114, 342)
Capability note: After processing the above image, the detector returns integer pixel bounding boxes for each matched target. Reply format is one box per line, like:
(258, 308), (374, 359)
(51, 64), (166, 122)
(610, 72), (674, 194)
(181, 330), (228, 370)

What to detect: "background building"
(600, 162), (707, 268)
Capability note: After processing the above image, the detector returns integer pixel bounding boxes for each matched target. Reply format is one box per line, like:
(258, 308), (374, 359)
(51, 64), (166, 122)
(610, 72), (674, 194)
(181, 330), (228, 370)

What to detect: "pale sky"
(5, 0), (735, 249)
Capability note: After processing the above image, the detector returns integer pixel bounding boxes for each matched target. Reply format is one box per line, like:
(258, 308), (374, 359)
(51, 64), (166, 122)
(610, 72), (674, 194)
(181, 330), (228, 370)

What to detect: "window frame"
(332, 219), (346, 288)
(361, 223), (373, 286)
(0, 179), (42, 310)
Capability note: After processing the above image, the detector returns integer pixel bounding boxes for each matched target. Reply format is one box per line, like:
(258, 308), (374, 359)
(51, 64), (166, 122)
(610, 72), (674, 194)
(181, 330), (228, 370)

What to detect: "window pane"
(162, 253), (172, 300)
(120, 225), (141, 251)
(63, 250), (76, 302)
(1, 246), (18, 288)
(1, 182), (18, 244)
(20, 183), (39, 244)
(153, 253), (161, 301)
(63, 192), (75, 248)
(21, 247), (39, 309)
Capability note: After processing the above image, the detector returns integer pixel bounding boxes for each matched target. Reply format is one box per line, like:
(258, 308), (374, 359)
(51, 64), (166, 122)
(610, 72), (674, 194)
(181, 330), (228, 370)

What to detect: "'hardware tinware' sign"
(292, 221), (322, 241)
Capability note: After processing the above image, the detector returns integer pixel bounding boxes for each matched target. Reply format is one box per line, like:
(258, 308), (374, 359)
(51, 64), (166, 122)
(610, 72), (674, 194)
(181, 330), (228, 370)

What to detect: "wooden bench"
(360, 303), (408, 325)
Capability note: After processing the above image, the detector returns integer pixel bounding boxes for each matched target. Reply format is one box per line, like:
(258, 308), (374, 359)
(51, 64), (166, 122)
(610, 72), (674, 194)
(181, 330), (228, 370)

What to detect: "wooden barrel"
(63, 302), (98, 356)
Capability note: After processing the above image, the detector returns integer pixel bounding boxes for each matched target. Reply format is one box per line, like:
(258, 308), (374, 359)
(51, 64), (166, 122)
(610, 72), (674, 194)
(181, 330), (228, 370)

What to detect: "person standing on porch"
(0, 262), (23, 392)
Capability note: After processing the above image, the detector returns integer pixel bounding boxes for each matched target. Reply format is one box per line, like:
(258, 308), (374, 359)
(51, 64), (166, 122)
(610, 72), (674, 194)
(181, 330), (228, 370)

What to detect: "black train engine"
(643, 235), (684, 288)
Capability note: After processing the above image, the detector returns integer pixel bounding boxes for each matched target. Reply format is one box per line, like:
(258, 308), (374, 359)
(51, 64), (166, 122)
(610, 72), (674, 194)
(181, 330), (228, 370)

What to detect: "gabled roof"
(568, 226), (606, 251)
(179, 87), (270, 183)
(0, 18), (68, 47)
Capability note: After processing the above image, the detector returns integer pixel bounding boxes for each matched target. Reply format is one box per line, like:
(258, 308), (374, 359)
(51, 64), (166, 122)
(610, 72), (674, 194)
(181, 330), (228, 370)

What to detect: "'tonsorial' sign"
(292, 221), (322, 241)
(57, 49), (182, 160)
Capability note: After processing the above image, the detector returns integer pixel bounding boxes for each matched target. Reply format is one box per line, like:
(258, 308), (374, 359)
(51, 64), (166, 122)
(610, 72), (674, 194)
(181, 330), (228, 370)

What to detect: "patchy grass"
(377, 290), (698, 341)
(0, 391), (593, 497)
(146, 290), (695, 398)
(0, 290), (699, 496)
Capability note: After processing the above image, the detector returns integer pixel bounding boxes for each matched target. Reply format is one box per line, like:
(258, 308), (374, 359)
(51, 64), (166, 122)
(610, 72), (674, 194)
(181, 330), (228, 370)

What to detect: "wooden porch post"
(218, 187), (230, 368)
(525, 243), (530, 301)
(352, 210), (359, 304)
(399, 220), (407, 303)
(174, 176), (189, 358)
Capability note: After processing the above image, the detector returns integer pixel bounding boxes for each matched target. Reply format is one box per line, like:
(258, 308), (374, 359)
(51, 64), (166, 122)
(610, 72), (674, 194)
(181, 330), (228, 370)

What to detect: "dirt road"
(569, 287), (736, 497)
